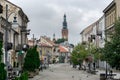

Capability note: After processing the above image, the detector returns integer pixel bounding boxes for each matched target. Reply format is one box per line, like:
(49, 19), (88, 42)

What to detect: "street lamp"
(47, 51), (51, 67)
(39, 50), (43, 71)
(5, 5), (9, 80)
(105, 61), (108, 79)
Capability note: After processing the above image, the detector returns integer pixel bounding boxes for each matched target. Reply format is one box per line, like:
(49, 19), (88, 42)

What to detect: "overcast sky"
(9, 0), (112, 45)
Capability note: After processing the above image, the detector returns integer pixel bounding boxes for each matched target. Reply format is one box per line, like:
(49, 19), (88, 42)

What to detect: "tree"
(23, 46), (40, 71)
(71, 44), (88, 66)
(103, 18), (120, 70)
(90, 46), (104, 62)
(32, 46), (40, 69)
(55, 38), (66, 44)
(0, 41), (6, 80)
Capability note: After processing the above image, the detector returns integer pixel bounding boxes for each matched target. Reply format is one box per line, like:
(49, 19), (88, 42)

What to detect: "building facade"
(80, 0), (120, 69)
(103, 0), (120, 39)
(0, 0), (30, 69)
(37, 36), (56, 64)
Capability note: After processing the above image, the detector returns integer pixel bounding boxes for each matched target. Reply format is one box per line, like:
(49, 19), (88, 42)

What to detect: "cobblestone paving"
(29, 63), (100, 80)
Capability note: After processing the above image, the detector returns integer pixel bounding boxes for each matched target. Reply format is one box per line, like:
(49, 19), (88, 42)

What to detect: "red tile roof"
(59, 46), (69, 53)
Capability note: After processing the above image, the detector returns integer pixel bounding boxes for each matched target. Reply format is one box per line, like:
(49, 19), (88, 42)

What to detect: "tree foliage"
(103, 18), (120, 69)
(71, 44), (88, 65)
(14, 71), (28, 80)
(55, 38), (66, 44)
(90, 45), (104, 62)
(23, 46), (40, 71)
(0, 41), (6, 80)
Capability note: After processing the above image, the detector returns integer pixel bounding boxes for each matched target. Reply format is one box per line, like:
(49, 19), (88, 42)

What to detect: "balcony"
(97, 31), (102, 37)
(15, 44), (29, 52)
(91, 35), (95, 39)
(6, 42), (13, 51)
(21, 29), (30, 35)
(15, 44), (22, 52)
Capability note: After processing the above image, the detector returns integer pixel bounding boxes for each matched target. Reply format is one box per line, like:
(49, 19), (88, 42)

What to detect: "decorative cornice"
(0, 16), (11, 27)
(103, 1), (115, 13)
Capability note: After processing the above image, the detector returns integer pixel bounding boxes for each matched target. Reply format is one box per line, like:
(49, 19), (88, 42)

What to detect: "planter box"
(100, 73), (106, 80)
(35, 69), (39, 75)
(28, 72), (34, 78)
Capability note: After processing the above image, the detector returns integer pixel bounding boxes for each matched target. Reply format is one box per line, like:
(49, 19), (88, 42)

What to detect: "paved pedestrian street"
(29, 63), (100, 80)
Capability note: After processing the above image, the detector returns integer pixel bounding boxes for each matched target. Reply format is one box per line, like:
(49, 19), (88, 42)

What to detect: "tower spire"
(62, 14), (68, 41)
(63, 14), (67, 29)
(53, 33), (56, 42)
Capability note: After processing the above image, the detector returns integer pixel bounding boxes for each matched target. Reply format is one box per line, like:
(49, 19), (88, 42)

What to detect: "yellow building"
(103, 0), (120, 37)
(38, 36), (55, 64)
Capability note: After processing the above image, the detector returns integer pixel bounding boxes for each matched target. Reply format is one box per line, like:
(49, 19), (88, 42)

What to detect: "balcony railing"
(97, 31), (102, 36)
(15, 44), (22, 52)
(15, 44), (29, 52)
(6, 42), (13, 51)
(91, 35), (95, 39)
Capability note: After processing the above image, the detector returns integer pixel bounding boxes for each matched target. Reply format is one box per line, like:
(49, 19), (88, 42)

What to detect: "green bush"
(0, 41), (7, 80)
(14, 72), (28, 80)
(23, 46), (40, 71)
(20, 72), (28, 80)
(0, 63), (7, 80)
(103, 18), (120, 69)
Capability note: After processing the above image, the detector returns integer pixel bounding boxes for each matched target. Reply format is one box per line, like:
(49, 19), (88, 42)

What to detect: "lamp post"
(105, 32), (108, 79)
(88, 36), (91, 72)
(47, 52), (51, 67)
(5, 4), (8, 80)
(39, 50), (43, 71)
(33, 34), (34, 47)
(106, 61), (108, 79)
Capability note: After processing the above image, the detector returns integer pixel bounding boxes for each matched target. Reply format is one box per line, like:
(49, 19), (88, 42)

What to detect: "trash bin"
(100, 73), (106, 80)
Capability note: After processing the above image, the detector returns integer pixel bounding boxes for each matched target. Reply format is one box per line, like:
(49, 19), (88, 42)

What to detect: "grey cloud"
(10, 0), (113, 44)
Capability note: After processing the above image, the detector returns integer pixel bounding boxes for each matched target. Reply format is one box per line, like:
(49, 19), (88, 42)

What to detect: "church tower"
(53, 33), (56, 42)
(62, 14), (68, 41)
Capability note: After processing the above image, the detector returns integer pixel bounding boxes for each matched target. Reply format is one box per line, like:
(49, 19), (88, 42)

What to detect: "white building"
(0, 0), (30, 68)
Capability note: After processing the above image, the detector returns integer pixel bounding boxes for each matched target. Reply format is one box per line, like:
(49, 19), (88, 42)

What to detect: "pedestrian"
(109, 70), (113, 78)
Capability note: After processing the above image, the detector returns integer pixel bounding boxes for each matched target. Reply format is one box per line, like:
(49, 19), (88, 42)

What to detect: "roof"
(39, 42), (52, 48)
(6, 0), (20, 9)
(103, 1), (115, 13)
(80, 21), (97, 35)
(6, 0), (29, 22)
(59, 46), (69, 53)
(41, 36), (55, 46)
